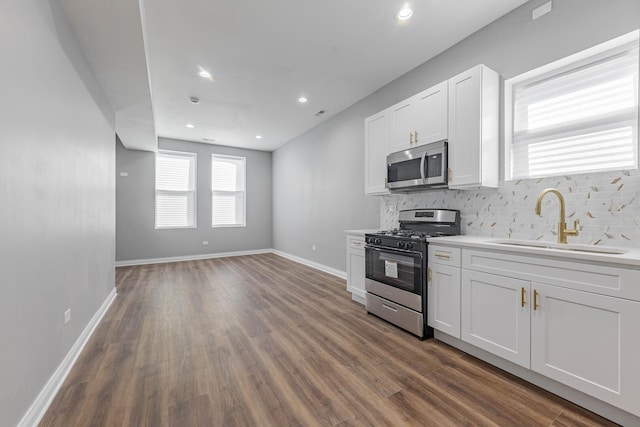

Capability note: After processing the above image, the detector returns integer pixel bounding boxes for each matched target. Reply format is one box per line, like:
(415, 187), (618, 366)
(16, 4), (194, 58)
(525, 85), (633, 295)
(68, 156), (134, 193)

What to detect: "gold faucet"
(535, 188), (579, 244)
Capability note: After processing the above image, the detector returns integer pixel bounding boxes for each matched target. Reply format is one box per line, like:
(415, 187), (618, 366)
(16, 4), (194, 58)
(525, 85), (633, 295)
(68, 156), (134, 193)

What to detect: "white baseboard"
(18, 287), (117, 427)
(271, 250), (347, 280)
(115, 249), (272, 267)
(349, 288), (366, 305)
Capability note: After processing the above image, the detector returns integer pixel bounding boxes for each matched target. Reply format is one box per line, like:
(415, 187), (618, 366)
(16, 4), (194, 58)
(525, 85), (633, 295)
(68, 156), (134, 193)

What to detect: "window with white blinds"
(155, 150), (197, 228)
(505, 31), (639, 180)
(212, 154), (246, 227)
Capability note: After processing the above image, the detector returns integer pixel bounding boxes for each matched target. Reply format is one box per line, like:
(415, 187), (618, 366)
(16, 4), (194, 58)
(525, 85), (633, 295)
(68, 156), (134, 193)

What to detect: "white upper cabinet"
(389, 97), (415, 153)
(413, 81), (448, 146)
(389, 81), (448, 154)
(448, 65), (499, 189)
(364, 109), (390, 195)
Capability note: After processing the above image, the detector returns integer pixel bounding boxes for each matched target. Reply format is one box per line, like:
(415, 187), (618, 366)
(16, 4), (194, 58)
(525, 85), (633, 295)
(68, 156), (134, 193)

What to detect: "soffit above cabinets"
(57, 0), (157, 152)
(57, 0), (530, 152)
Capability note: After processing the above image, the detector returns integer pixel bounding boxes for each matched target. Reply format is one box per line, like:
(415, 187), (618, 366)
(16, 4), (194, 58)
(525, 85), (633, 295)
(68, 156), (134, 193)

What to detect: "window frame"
(155, 149), (197, 229)
(504, 30), (639, 181)
(211, 153), (247, 228)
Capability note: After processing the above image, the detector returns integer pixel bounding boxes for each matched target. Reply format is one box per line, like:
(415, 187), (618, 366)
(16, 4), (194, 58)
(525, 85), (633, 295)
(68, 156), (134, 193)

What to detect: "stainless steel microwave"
(387, 140), (448, 192)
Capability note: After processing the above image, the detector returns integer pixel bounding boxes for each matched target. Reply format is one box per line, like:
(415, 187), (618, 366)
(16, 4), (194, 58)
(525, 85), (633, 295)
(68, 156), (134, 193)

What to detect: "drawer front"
(429, 245), (461, 267)
(348, 236), (366, 251)
(462, 249), (640, 301)
(366, 292), (424, 337)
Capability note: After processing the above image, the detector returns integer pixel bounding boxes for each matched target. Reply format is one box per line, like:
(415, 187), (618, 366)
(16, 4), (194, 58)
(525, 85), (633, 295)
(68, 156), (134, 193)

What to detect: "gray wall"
(272, 111), (381, 271)
(0, 1), (116, 426)
(116, 137), (272, 261)
(272, 0), (640, 272)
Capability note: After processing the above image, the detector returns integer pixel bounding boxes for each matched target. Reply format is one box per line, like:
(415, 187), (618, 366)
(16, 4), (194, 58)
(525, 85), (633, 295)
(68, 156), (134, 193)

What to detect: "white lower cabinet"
(430, 243), (640, 419)
(461, 270), (530, 368)
(530, 282), (640, 414)
(427, 245), (461, 338)
(346, 233), (366, 304)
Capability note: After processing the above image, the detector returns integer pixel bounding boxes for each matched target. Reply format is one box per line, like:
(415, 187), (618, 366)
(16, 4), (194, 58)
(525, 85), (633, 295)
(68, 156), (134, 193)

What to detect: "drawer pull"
(435, 253), (451, 259)
(382, 304), (398, 313)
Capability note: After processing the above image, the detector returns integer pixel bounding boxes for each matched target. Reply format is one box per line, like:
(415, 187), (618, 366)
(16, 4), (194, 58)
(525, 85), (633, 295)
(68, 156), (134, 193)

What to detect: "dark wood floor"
(41, 253), (616, 426)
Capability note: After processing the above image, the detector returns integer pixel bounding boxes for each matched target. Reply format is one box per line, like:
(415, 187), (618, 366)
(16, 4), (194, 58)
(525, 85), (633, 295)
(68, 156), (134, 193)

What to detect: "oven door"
(365, 246), (424, 312)
(365, 246), (423, 293)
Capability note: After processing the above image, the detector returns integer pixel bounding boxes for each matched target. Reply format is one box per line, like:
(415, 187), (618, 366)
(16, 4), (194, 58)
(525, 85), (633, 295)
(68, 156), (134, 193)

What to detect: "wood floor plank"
(40, 253), (617, 426)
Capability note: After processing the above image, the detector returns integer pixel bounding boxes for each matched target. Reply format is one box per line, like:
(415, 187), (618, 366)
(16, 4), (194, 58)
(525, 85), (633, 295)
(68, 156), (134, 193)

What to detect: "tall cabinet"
(448, 65), (499, 189)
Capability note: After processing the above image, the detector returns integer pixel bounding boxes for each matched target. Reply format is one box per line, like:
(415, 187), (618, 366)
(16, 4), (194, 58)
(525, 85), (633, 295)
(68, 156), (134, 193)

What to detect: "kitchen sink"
(490, 239), (628, 255)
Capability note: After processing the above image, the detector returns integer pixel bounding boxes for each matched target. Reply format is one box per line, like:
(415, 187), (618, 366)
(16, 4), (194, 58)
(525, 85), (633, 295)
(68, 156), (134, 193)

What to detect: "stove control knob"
(398, 241), (406, 248)
(406, 242), (413, 249)
(375, 238), (382, 245)
(365, 237), (371, 244)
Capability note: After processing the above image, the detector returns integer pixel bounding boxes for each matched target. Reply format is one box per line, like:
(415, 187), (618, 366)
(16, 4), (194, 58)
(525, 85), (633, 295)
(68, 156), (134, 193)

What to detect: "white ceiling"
(60, 0), (530, 152)
(58, 0), (157, 152)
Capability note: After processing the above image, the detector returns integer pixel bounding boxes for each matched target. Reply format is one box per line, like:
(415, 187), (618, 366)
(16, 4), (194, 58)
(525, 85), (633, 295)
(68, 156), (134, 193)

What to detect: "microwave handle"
(420, 151), (427, 183)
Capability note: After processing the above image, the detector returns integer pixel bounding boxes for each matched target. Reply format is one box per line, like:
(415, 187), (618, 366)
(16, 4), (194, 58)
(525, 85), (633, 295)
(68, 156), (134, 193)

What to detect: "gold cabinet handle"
(414, 130), (419, 141)
(410, 132), (414, 144)
(521, 287), (525, 308)
(533, 289), (539, 310)
(427, 267), (432, 282)
(448, 167), (452, 181)
(435, 253), (450, 259)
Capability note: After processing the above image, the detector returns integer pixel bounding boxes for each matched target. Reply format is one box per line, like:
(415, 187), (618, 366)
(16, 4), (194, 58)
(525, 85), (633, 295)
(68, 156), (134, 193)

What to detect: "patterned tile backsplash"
(380, 170), (640, 248)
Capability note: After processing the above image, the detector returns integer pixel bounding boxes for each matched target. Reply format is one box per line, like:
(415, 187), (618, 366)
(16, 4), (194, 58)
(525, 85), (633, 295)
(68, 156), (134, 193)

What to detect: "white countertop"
(427, 235), (640, 267)
(344, 229), (379, 235)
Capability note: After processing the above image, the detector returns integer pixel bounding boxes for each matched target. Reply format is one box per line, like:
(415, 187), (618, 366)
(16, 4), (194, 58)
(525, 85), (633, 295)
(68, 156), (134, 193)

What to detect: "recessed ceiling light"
(186, 123), (195, 128)
(396, 7), (413, 21)
(198, 68), (213, 80)
(298, 96), (308, 104)
(256, 135), (263, 139)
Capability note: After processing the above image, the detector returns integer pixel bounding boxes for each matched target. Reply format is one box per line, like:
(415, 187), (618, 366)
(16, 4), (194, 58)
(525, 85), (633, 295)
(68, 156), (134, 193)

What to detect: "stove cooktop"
(374, 230), (452, 240)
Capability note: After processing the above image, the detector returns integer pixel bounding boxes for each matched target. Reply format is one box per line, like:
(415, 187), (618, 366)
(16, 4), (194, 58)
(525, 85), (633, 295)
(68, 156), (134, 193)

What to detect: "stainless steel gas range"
(364, 209), (461, 339)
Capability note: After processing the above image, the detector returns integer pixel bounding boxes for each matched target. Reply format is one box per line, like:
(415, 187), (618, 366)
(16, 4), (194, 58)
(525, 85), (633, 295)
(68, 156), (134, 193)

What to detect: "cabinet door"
(448, 66), (482, 188)
(364, 110), (390, 195)
(427, 263), (461, 338)
(461, 270), (531, 368)
(389, 97), (415, 153)
(347, 250), (366, 302)
(414, 81), (448, 146)
(531, 283), (640, 417)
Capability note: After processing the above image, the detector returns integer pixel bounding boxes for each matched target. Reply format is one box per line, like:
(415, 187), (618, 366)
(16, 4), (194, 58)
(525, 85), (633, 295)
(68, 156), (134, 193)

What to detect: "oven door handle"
(420, 150), (427, 183)
(365, 245), (424, 259)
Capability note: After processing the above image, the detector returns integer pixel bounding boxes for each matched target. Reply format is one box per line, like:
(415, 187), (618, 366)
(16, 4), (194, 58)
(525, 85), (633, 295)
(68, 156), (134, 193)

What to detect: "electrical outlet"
(202, 241), (209, 245)
(64, 308), (71, 325)
(312, 245), (317, 251)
